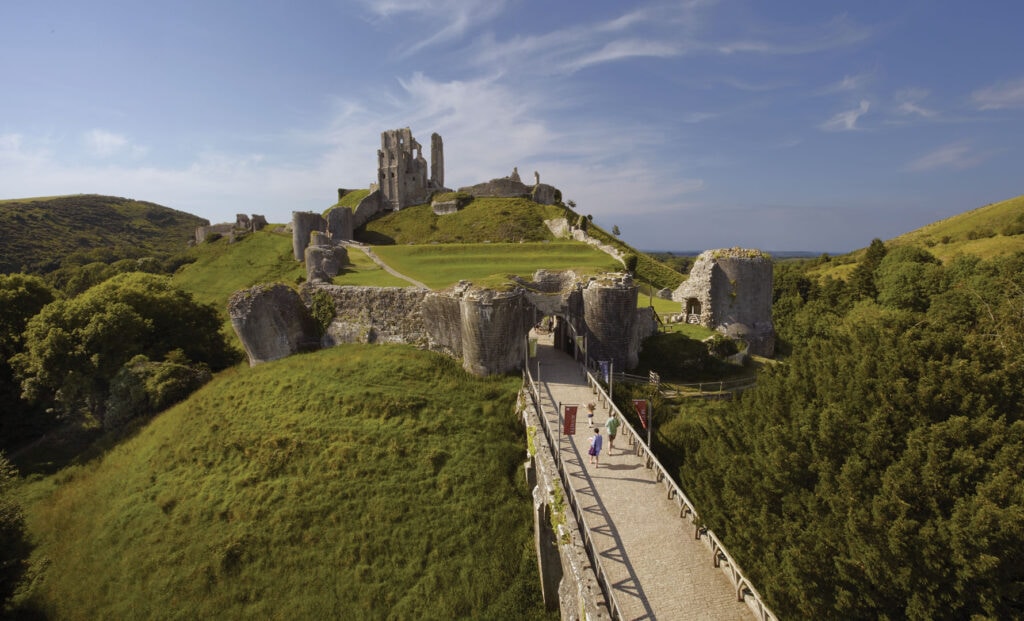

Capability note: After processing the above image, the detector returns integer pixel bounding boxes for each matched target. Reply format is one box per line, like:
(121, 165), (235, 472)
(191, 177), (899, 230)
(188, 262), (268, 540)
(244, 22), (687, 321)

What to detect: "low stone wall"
(520, 388), (610, 619)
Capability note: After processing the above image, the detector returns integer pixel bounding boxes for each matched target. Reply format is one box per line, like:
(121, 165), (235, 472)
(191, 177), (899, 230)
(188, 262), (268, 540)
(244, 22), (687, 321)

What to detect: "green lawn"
(372, 242), (620, 290)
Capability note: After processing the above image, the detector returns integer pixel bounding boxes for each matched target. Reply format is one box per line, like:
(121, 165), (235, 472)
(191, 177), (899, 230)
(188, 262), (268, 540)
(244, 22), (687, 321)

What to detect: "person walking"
(605, 412), (620, 454)
(588, 428), (603, 468)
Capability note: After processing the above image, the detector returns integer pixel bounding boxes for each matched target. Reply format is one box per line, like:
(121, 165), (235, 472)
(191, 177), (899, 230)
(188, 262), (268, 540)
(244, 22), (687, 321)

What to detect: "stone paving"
(531, 333), (755, 621)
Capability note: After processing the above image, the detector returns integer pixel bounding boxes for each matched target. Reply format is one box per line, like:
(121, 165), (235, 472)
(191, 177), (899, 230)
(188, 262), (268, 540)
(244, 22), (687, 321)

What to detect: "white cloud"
(906, 143), (984, 172)
(357, 0), (507, 54)
(894, 88), (937, 118)
(818, 71), (873, 95)
(820, 100), (870, 131)
(560, 39), (681, 72)
(715, 13), (873, 55)
(84, 129), (147, 158)
(972, 77), (1024, 110)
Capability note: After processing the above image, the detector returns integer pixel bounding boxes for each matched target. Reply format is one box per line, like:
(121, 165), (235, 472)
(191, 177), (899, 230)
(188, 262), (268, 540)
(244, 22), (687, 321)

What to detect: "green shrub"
(623, 253), (639, 273)
(706, 334), (739, 358)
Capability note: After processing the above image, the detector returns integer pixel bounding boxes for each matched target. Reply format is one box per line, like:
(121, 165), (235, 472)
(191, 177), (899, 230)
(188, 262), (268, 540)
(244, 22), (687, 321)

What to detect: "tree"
(11, 273), (238, 423)
(848, 238), (887, 301)
(0, 275), (56, 448)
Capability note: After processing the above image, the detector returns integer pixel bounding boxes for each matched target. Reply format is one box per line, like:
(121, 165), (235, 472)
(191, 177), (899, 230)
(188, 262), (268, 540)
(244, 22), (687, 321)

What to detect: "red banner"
(563, 405), (578, 435)
(633, 399), (648, 429)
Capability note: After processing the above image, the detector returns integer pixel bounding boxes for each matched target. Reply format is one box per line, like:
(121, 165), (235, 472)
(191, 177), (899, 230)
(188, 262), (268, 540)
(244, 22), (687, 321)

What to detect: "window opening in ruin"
(685, 298), (702, 324)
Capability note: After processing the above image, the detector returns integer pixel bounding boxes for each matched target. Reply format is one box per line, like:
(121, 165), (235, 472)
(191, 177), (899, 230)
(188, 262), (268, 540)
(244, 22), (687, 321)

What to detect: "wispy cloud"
(906, 142), (984, 172)
(84, 129), (147, 158)
(972, 77), (1024, 110)
(357, 0), (508, 55)
(561, 39), (681, 72)
(894, 88), (937, 118)
(820, 100), (870, 131)
(818, 71), (873, 95)
(714, 13), (873, 55)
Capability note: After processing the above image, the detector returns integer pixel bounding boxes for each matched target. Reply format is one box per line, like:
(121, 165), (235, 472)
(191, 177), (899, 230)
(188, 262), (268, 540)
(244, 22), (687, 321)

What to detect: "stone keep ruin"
(672, 248), (775, 356)
(228, 271), (658, 376)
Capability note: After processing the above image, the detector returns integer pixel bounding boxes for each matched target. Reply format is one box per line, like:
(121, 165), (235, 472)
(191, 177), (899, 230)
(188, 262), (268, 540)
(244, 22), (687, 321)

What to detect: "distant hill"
(0, 194), (207, 274)
(810, 193), (1024, 280)
(887, 194), (1024, 262)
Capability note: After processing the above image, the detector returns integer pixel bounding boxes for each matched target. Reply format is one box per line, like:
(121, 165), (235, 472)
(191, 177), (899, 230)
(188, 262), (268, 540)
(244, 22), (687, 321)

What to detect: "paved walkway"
(531, 333), (754, 621)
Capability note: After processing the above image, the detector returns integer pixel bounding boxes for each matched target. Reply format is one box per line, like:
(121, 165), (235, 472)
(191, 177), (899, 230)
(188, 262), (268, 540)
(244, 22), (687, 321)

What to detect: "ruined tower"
(377, 128), (445, 211)
(430, 132), (444, 189)
(672, 248), (775, 356)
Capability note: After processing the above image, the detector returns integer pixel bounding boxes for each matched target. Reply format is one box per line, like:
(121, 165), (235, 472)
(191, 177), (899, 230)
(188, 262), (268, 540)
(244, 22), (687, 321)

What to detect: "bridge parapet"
(579, 368), (778, 621)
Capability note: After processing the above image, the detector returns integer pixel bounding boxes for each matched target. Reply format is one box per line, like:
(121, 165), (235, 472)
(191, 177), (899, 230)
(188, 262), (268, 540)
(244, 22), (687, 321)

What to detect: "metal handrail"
(580, 367), (777, 621)
(524, 367), (625, 620)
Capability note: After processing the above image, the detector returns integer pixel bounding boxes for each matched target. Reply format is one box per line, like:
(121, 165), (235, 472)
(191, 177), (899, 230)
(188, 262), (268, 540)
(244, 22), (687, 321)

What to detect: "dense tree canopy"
(675, 246), (1024, 619)
(0, 275), (56, 447)
(10, 272), (238, 425)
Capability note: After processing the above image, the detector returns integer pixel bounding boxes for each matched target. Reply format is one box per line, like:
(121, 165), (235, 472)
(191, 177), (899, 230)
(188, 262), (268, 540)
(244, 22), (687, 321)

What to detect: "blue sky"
(2, 0), (1023, 252)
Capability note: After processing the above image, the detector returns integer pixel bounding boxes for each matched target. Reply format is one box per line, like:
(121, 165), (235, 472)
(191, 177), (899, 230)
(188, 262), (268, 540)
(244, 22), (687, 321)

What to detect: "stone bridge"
(523, 328), (777, 620)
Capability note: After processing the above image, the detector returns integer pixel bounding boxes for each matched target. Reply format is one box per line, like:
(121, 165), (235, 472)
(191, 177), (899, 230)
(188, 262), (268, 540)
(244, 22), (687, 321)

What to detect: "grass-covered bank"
(14, 345), (552, 620)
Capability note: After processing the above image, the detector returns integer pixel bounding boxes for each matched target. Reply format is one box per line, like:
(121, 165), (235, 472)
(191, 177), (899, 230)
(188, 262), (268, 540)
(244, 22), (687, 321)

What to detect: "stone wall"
(302, 285), (429, 347)
(672, 248), (775, 356)
(195, 214), (267, 244)
(459, 171), (561, 206)
(520, 389), (611, 619)
(581, 275), (656, 369)
(227, 284), (321, 366)
(292, 211), (327, 261)
(232, 271), (654, 375)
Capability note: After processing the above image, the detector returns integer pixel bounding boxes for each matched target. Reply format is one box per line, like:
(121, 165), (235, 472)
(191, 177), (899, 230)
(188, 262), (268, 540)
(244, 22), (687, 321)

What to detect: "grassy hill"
(0, 195), (206, 274)
(887, 193), (1024, 261)
(13, 345), (550, 620)
(810, 193), (1024, 281)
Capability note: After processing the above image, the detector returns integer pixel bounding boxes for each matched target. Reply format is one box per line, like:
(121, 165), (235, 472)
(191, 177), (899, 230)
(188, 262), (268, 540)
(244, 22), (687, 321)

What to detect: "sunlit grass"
(16, 345), (551, 620)
(372, 242), (619, 290)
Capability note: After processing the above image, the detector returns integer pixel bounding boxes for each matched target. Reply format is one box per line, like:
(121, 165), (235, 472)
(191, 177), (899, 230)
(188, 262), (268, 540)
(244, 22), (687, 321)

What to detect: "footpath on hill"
(342, 242), (430, 289)
(531, 332), (754, 621)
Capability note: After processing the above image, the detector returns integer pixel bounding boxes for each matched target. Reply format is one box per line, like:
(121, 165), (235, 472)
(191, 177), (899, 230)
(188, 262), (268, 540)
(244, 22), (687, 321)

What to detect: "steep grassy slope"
(172, 230), (408, 315)
(0, 195), (206, 274)
(887, 193), (1024, 261)
(15, 345), (549, 620)
(809, 193), (1024, 281)
(359, 197), (566, 245)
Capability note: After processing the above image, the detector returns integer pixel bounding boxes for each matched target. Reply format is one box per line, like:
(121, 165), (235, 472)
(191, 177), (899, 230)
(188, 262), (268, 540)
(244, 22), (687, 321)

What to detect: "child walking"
(588, 428), (603, 468)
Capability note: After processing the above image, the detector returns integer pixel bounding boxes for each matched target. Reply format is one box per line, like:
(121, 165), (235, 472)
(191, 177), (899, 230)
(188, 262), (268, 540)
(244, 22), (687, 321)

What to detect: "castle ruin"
(377, 128), (445, 211)
(672, 248), (775, 356)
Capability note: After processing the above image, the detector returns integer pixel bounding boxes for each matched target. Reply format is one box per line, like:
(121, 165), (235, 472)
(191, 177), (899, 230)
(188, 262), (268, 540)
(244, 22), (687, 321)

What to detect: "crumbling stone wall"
(326, 206), (353, 241)
(582, 275), (649, 369)
(231, 271), (654, 375)
(195, 214), (267, 244)
(458, 170), (561, 206)
(672, 248), (775, 356)
(458, 287), (531, 376)
(292, 211), (327, 261)
(227, 284), (320, 366)
(302, 285), (429, 346)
